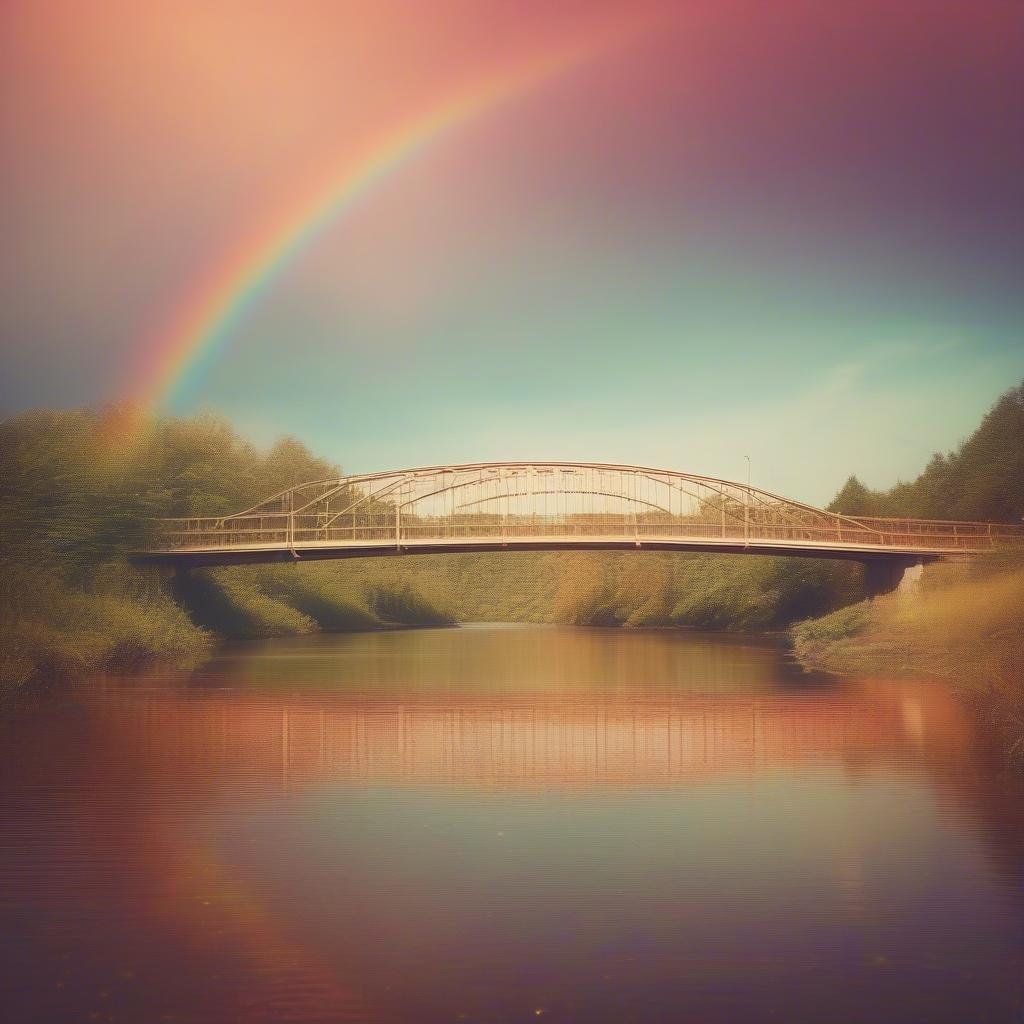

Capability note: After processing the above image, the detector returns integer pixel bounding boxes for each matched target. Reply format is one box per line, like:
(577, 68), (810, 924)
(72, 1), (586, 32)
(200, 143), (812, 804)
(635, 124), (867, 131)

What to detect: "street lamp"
(743, 455), (751, 546)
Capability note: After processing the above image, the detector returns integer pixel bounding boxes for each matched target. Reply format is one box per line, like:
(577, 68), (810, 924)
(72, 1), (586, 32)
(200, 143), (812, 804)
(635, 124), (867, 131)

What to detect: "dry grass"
(792, 562), (1024, 763)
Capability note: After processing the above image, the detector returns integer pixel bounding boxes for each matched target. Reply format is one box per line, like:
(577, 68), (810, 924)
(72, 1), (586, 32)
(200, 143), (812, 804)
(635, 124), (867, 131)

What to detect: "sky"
(1, 0), (1022, 506)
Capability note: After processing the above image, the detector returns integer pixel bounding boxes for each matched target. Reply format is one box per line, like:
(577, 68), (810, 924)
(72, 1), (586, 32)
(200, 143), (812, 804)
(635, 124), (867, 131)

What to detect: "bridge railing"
(145, 511), (1024, 554)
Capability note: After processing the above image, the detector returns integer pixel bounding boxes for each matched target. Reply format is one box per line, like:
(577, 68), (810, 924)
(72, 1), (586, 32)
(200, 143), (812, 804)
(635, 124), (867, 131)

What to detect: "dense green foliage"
(829, 383), (1024, 522)
(0, 562), (205, 691)
(0, 408), (450, 692)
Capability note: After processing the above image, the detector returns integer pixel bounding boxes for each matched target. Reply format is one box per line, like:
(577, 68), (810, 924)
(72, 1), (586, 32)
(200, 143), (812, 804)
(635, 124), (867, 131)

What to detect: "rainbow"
(123, 13), (658, 432)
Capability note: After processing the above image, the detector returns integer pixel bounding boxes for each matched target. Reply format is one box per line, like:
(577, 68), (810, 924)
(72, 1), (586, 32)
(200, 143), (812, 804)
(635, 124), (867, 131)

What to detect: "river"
(2, 625), (1023, 1023)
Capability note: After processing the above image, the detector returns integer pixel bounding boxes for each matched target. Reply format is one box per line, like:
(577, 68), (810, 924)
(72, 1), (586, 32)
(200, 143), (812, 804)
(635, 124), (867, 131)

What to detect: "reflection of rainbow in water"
(155, 839), (379, 1023)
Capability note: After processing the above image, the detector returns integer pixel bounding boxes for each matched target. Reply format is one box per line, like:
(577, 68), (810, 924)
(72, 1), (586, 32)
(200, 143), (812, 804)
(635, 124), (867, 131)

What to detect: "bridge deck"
(134, 532), (979, 567)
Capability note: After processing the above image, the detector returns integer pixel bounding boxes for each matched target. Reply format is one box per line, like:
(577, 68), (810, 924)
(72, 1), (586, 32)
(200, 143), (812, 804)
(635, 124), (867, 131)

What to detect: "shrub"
(172, 569), (315, 638)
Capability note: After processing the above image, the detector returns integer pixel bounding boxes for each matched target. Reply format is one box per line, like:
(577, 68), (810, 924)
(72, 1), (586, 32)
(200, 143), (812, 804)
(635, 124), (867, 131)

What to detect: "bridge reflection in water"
(107, 686), (962, 790)
(6, 627), (1016, 1024)
(105, 627), (970, 789)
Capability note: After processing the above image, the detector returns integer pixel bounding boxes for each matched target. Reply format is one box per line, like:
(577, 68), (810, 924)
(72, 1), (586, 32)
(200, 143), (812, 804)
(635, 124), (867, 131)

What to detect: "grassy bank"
(0, 562), (454, 697)
(315, 550), (865, 631)
(791, 560), (1024, 763)
(0, 561), (211, 694)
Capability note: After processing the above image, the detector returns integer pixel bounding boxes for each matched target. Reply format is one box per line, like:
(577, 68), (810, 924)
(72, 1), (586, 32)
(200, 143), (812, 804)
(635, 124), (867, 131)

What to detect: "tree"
(828, 476), (879, 517)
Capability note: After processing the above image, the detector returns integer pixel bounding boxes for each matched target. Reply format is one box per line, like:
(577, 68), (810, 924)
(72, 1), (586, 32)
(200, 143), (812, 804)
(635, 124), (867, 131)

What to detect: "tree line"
(829, 383), (1024, 522)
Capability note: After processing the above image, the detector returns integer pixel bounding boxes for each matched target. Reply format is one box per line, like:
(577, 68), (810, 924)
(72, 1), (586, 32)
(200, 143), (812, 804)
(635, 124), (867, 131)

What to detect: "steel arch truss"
(144, 461), (1019, 561)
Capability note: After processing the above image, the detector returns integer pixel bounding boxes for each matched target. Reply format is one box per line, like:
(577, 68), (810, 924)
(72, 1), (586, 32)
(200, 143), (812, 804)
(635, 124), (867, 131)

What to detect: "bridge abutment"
(864, 557), (925, 600)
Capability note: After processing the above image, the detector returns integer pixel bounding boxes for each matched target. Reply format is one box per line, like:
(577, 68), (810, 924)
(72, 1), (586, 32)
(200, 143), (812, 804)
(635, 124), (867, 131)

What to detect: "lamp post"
(744, 455), (751, 546)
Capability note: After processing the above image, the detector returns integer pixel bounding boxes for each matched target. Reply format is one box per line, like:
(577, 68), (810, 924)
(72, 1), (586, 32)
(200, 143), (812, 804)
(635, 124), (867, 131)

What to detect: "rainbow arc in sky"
(122, 12), (659, 434)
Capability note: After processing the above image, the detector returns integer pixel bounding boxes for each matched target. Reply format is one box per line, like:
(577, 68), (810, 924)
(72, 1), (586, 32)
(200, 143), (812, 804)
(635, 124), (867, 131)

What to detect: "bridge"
(133, 462), (1021, 592)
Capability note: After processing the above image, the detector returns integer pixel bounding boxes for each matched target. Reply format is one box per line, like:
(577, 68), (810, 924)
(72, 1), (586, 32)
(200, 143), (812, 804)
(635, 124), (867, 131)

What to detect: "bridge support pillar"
(864, 557), (924, 600)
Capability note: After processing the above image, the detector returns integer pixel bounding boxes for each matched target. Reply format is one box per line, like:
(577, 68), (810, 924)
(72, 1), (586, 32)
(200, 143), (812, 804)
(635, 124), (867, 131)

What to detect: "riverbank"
(791, 560), (1024, 764)
(0, 562), (455, 699)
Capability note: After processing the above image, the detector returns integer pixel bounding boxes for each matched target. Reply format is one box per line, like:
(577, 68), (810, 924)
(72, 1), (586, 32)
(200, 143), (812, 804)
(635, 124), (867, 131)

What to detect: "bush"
(792, 603), (871, 647)
(0, 564), (211, 695)
(365, 581), (454, 626)
(259, 568), (383, 631)
(172, 569), (315, 638)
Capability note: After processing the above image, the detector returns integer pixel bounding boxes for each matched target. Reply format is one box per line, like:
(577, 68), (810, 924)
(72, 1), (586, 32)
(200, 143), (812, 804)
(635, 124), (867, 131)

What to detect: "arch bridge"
(135, 462), (1021, 591)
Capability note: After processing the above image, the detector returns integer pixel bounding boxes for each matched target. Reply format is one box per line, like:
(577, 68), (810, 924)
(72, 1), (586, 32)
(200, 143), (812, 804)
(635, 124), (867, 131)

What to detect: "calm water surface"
(2, 625), (1024, 1023)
